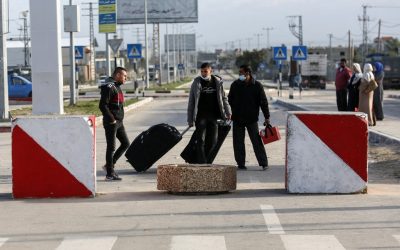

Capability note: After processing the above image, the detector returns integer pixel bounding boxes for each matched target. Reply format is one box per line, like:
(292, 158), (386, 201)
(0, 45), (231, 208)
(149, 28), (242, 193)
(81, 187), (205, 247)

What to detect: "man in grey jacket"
(187, 62), (231, 163)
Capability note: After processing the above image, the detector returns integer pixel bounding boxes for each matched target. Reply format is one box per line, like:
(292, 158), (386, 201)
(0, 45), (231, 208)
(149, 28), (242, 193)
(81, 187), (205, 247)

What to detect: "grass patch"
(146, 77), (192, 91)
(10, 97), (140, 117)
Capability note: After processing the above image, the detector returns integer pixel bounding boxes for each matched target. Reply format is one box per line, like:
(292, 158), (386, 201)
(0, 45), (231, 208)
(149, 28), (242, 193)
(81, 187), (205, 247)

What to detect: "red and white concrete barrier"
(12, 116), (96, 198)
(286, 112), (368, 193)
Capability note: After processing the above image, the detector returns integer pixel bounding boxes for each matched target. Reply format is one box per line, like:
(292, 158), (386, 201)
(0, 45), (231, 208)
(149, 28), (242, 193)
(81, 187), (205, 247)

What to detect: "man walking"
(187, 62), (231, 163)
(228, 65), (270, 171)
(99, 67), (130, 181)
(335, 58), (352, 111)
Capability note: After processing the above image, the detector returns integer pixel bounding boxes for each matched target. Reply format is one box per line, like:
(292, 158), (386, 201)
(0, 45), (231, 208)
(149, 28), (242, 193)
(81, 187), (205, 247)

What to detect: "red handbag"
(259, 125), (281, 144)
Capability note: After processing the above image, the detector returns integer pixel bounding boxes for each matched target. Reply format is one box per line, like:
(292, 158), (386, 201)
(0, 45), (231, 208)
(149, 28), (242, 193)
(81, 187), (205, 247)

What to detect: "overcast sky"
(8, 0), (400, 51)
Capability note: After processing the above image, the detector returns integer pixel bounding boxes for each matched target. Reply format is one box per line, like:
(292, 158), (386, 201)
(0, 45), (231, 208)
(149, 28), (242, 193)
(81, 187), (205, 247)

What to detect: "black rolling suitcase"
(180, 121), (231, 164)
(125, 124), (189, 172)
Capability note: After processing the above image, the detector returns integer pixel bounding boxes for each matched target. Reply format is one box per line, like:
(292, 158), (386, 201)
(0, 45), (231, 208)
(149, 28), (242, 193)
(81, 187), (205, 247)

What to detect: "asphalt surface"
(0, 87), (400, 249)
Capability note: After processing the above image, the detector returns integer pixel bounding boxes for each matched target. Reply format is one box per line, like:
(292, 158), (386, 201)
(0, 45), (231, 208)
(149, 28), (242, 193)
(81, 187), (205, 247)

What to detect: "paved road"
(1, 97), (400, 249)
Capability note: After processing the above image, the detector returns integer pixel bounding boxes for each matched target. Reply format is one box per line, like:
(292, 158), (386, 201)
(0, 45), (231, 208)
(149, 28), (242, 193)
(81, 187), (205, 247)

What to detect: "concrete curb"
(0, 97), (155, 132)
(270, 96), (400, 146)
(95, 97), (154, 127)
(387, 94), (400, 99)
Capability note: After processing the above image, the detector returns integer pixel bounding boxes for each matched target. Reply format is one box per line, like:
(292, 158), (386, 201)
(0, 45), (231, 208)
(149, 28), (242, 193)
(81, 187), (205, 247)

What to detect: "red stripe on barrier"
(12, 125), (92, 198)
(296, 114), (368, 182)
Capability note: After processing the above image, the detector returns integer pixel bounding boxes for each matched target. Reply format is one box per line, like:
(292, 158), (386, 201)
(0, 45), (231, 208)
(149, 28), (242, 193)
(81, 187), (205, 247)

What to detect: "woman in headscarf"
(373, 62), (384, 120)
(359, 63), (376, 126)
(347, 63), (363, 111)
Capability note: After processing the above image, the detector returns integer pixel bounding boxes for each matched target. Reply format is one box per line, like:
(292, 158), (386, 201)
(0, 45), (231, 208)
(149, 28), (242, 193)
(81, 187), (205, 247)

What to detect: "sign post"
(273, 46), (287, 97)
(99, 0), (116, 76)
(292, 45), (308, 99)
(108, 38), (123, 71)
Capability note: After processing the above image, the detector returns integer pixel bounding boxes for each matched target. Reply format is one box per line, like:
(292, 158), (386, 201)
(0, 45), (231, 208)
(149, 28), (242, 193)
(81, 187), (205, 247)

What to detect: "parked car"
(8, 73), (32, 98)
(97, 75), (108, 86)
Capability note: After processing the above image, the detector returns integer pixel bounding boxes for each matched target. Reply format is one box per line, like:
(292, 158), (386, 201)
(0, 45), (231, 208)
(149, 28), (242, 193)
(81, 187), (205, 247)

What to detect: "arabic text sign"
(99, 0), (116, 33)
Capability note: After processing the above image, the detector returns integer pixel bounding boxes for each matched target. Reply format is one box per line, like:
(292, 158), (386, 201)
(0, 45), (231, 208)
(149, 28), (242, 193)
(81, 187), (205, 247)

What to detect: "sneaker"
(105, 173), (122, 181)
(102, 165), (118, 176)
(261, 165), (269, 171)
(237, 165), (247, 170)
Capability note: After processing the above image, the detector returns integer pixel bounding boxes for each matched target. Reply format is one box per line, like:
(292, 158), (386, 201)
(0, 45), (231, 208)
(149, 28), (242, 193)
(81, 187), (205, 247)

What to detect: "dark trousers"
(373, 83), (384, 120)
(232, 122), (268, 167)
(347, 85), (359, 111)
(104, 120), (130, 174)
(195, 118), (218, 164)
(336, 89), (348, 111)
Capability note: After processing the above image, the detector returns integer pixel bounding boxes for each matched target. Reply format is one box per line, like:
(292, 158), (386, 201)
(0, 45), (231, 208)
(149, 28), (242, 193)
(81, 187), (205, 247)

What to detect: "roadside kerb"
(270, 96), (400, 146)
(95, 97), (154, 127)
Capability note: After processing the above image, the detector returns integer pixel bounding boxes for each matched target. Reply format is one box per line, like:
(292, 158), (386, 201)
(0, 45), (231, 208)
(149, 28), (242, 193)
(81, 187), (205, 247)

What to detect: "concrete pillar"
(30, 0), (63, 114)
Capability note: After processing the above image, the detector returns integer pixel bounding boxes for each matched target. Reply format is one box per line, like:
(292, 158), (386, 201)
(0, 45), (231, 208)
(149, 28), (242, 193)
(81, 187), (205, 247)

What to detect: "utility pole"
(68, 0), (76, 105)
(0, 0), (9, 120)
(359, 5), (370, 62)
(328, 33), (333, 61)
(262, 27), (273, 49)
(166, 24), (170, 83)
(377, 19), (382, 52)
(348, 30), (352, 64)
(246, 37), (252, 51)
(20, 11), (29, 67)
(144, 0), (149, 89)
(254, 33), (263, 50)
(82, 2), (97, 82)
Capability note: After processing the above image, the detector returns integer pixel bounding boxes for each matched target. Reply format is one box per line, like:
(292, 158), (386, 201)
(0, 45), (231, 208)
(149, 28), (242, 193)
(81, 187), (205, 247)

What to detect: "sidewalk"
(269, 83), (400, 145)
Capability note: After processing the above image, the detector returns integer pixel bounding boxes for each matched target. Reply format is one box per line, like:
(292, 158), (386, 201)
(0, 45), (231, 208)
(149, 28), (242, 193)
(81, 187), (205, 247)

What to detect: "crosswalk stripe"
(260, 205), (285, 234)
(0, 238), (8, 247)
(281, 235), (346, 250)
(56, 236), (117, 250)
(394, 235), (400, 244)
(170, 236), (227, 250)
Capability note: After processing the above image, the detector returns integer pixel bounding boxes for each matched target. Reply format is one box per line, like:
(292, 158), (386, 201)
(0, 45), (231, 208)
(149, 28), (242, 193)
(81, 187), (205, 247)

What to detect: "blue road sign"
(127, 44), (142, 59)
(292, 46), (308, 60)
(273, 47), (287, 60)
(75, 46), (84, 59)
(259, 62), (266, 70)
(178, 63), (184, 70)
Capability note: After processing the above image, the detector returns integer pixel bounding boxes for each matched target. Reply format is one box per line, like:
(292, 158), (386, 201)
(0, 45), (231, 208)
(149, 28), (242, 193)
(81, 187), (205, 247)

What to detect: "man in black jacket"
(99, 67), (130, 181)
(187, 62), (231, 163)
(228, 65), (270, 170)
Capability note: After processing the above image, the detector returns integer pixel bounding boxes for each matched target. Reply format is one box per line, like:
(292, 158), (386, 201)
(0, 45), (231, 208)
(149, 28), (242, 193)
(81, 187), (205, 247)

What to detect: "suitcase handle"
(181, 126), (191, 136)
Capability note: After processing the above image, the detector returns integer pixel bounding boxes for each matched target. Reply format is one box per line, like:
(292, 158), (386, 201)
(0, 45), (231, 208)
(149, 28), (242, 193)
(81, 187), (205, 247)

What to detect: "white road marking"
(170, 235), (227, 250)
(0, 238), (8, 247)
(260, 205), (285, 234)
(56, 236), (117, 250)
(394, 235), (400, 244)
(281, 235), (346, 250)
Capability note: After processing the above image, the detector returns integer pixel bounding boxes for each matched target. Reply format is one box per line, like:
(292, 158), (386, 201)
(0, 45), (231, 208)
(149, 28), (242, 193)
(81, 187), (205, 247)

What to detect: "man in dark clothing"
(335, 58), (352, 111)
(99, 67), (130, 181)
(187, 62), (231, 163)
(228, 65), (270, 171)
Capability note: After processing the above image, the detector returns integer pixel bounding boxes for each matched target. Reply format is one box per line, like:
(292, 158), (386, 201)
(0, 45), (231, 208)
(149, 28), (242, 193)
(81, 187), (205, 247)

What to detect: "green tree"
(235, 49), (268, 71)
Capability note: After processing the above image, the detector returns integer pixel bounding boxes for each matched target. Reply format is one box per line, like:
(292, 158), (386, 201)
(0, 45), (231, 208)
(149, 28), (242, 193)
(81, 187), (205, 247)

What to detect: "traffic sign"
(292, 46), (308, 60)
(108, 38), (123, 54)
(75, 46), (84, 59)
(127, 44), (142, 59)
(259, 62), (266, 70)
(273, 47), (287, 60)
(178, 64), (184, 70)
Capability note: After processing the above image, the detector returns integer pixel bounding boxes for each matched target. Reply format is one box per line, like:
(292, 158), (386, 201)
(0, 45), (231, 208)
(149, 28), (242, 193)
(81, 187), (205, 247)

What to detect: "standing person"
(228, 65), (270, 171)
(373, 61), (385, 121)
(187, 62), (231, 164)
(359, 63), (376, 126)
(335, 58), (352, 111)
(99, 67), (130, 181)
(347, 63), (363, 111)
